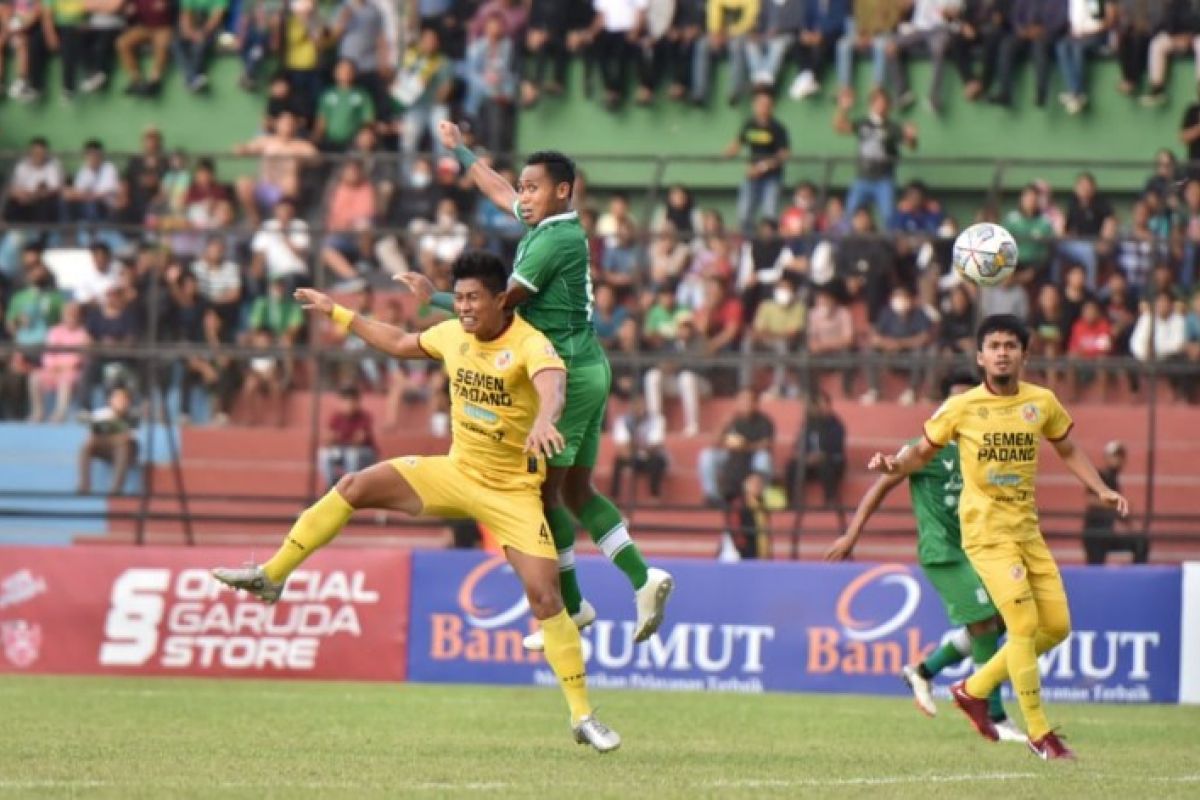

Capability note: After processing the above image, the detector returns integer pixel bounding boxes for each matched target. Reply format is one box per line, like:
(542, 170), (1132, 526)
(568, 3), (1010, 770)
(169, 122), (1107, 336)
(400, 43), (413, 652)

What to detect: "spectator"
(464, 12), (517, 154)
(886, 0), (957, 113)
(235, 0), (275, 91)
(250, 198), (312, 289)
(234, 110), (319, 225)
(176, 158), (235, 257)
(951, 0), (1009, 101)
(241, 328), (288, 426)
(77, 384), (138, 495)
(992, 0), (1067, 107)
(584, 0), (644, 109)
(696, 275), (745, 361)
(321, 160), (377, 284)
(596, 191), (633, 245)
(610, 393), (668, 500)
(1115, 0), (1167, 96)
(698, 386), (774, 505)
(1032, 282), (1068, 389)
(980, 271), (1032, 321)
(937, 283), (975, 354)
(1004, 183), (1055, 280)
(806, 285), (856, 397)
(784, 390), (846, 526)
(608, 315), (643, 400)
(1117, 198), (1170, 295)
(43, 0), (97, 97)
(888, 180), (944, 234)
(5, 0), (42, 101)
(836, 205), (897, 321)
(191, 237), (241, 336)
(395, 26), (453, 165)
(1082, 441), (1149, 564)
(592, 283), (630, 346)
(834, 0), (898, 95)
(5, 137), (63, 224)
(723, 471), (772, 560)
(31, 301), (90, 422)
(862, 284), (933, 405)
(1068, 297), (1113, 399)
(318, 386), (378, 487)
(787, 0), (847, 100)
(175, 0), (228, 93)
(645, 312), (706, 435)
(692, 0), (759, 105)
(666, 0), (706, 102)
(74, 242), (122, 306)
(1101, 270), (1139, 360)
(332, 0), (392, 118)
(779, 180), (821, 235)
(643, 282), (689, 348)
(83, 0), (124, 93)
(751, 275), (806, 397)
(835, 88), (918, 227)
(62, 139), (119, 225)
(521, 0), (588, 106)
(627, 0), (677, 105)
(7, 254), (63, 351)
(1060, 171), (1117, 288)
(1055, 0), (1115, 113)
(1061, 262), (1093, 337)
(247, 274), (303, 341)
(1186, 290), (1200, 362)
(278, 0), (326, 114)
(648, 221), (693, 288)
(315, 59), (376, 152)
(1141, 0), (1200, 106)
(723, 87), (791, 234)
(1131, 291), (1190, 399)
(600, 218), (644, 294)
(415, 197), (469, 275)
(737, 217), (789, 308)
(743, 0), (805, 92)
(116, 0), (172, 96)
(125, 126), (167, 218)
(82, 285), (139, 413)
(467, 0), (527, 40)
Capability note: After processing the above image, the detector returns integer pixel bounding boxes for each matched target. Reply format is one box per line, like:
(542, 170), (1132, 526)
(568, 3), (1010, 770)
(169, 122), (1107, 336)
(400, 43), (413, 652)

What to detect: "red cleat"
(1028, 730), (1076, 761)
(950, 681), (999, 741)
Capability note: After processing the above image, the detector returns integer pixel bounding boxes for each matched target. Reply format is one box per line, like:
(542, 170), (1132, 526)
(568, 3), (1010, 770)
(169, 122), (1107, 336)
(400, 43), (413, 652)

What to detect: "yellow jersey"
(923, 381), (1073, 547)
(418, 315), (565, 492)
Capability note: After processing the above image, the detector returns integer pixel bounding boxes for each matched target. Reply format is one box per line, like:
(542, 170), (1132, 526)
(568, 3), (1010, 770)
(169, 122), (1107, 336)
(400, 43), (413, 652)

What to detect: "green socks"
(578, 494), (649, 590)
(971, 628), (1007, 721)
(921, 641), (967, 677)
(545, 505), (583, 616)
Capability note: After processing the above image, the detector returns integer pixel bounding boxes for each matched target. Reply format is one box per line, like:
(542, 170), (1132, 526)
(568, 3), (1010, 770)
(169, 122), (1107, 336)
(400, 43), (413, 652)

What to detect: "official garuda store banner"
(0, 546), (410, 680)
(407, 551), (1182, 703)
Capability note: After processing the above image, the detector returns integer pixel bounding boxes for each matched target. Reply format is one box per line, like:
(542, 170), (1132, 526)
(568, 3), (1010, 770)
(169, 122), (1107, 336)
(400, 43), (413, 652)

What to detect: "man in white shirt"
(5, 137), (63, 223)
(1056, 0), (1115, 113)
(1130, 291), (1193, 401)
(73, 243), (123, 306)
(250, 198), (311, 286)
(587, 0), (647, 109)
(886, 0), (960, 114)
(610, 393), (668, 499)
(63, 139), (120, 223)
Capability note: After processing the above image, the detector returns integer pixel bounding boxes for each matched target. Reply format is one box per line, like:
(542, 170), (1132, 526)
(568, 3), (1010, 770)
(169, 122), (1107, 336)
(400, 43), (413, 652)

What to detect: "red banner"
(0, 546), (410, 681)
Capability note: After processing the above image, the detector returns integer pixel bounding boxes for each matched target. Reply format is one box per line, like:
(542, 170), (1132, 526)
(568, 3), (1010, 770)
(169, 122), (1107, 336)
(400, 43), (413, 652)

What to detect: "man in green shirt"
(248, 277), (304, 341)
(826, 373), (1025, 742)
(399, 121), (673, 651)
(315, 59), (376, 151)
(1003, 184), (1055, 278)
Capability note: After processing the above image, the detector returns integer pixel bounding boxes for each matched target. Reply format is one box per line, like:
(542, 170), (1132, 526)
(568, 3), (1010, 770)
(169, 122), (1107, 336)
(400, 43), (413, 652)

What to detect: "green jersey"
(908, 438), (965, 565)
(509, 205), (605, 366)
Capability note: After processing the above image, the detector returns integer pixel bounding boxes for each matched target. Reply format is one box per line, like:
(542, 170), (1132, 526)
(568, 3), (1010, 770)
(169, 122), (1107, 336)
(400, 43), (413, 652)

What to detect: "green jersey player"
(398, 121), (673, 650)
(825, 373), (1024, 742)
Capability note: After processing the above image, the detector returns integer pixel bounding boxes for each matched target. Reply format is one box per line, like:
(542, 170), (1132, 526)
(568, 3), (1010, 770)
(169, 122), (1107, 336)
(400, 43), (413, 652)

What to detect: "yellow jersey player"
(866, 314), (1128, 761)
(212, 251), (620, 753)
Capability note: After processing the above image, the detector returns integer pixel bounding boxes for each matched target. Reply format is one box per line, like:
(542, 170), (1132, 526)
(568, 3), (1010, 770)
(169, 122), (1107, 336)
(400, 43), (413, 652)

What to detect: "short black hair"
(451, 250), (508, 296)
(941, 370), (978, 398)
(976, 314), (1030, 352)
(525, 150), (576, 196)
(84, 138), (103, 151)
(29, 136), (48, 148)
(338, 385), (360, 400)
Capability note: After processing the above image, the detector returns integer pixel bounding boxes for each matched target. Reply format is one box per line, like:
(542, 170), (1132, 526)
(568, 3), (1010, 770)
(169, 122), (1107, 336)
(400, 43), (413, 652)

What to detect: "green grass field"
(1, 676), (1197, 799)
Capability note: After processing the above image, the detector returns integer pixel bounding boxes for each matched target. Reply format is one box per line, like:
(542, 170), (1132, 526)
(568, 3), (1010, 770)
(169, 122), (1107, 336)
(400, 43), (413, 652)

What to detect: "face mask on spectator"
(773, 288), (793, 306)
(891, 297), (911, 315)
(410, 171), (432, 189)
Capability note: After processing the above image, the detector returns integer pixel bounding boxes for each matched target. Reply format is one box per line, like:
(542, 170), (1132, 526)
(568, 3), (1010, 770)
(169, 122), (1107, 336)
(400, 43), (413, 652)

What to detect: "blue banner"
(407, 552), (1181, 703)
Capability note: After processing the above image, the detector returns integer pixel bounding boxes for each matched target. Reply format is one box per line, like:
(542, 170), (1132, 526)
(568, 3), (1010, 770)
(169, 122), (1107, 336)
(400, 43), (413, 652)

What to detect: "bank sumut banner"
(408, 552), (1186, 703)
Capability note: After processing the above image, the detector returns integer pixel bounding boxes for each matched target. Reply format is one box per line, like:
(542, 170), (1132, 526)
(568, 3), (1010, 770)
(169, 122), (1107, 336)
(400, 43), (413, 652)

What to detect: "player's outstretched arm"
(526, 368), (567, 460)
(867, 436), (939, 479)
(826, 470), (906, 561)
(438, 120), (519, 217)
(294, 288), (429, 360)
(1051, 436), (1130, 518)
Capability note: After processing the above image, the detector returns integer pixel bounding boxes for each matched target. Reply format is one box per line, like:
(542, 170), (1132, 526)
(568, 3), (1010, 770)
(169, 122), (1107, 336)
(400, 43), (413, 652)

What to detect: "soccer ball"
(952, 222), (1019, 287)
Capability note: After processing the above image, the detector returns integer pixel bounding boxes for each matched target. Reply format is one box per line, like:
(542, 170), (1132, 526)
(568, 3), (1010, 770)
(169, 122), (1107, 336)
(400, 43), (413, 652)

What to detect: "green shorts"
(922, 559), (998, 627)
(549, 358), (611, 469)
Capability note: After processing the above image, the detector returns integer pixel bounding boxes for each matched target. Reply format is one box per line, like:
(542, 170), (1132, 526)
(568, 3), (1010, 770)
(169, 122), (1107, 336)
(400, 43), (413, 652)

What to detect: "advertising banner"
(1181, 562), (1200, 705)
(0, 546), (410, 680)
(407, 551), (1182, 702)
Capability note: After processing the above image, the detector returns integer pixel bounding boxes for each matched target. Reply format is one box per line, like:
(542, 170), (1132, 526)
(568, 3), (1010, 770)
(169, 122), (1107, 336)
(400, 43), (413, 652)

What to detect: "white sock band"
(557, 547), (576, 572)
(596, 523), (633, 560)
(949, 627), (972, 657)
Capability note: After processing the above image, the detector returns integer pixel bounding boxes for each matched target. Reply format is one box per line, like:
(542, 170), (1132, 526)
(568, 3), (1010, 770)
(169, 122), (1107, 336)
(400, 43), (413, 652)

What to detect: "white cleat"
(573, 714), (621, 754)
(634, 568), (674, 643)
(523, 600), (597, 652)
(901, 664), (937, 717)
(995, 717), (1028, 743)
(211, 564), (285, 604)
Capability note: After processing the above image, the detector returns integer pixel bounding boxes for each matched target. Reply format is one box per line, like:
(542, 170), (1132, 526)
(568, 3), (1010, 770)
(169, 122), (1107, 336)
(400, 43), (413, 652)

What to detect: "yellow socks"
(539, 609), (591, 724)
(262, 490), (355, 583)
(1006, 633), (1050, 739)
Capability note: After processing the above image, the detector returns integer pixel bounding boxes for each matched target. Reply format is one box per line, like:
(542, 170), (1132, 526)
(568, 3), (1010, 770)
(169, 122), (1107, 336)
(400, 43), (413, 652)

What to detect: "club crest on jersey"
(1, 619), (41, 668)
(977, 407), (989, 419)
(494, 350), (513, 370)
(1010, 564), (1026, 581)
(459, 343), (470, 355)
(1021, 403), (1039, 424)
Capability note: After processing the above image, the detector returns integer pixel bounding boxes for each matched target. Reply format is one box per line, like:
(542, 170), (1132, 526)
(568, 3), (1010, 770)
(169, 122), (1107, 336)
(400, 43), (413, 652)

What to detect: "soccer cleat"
(211, 564), (285, 604)
(573, 714), (621, 754)
(523, 600), (597, 652)
(1028, 729), (1075, 761)
(950, 681), (999, 741)
(901, 664), (936, 717)
(994, 717), (1028, 743)
(633, 568), (674, 643)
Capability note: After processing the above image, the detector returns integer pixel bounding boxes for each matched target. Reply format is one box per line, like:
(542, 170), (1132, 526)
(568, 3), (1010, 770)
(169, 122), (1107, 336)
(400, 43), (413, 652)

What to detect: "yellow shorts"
(964, 535), (1067, 609)
(390, 455), (555, 559)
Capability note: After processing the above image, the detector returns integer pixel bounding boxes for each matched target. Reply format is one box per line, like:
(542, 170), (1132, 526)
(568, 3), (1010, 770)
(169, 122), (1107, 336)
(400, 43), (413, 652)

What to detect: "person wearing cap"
(318, 386), (377, 487)
(1082, 441), (1149, 565)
